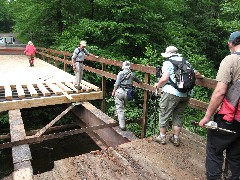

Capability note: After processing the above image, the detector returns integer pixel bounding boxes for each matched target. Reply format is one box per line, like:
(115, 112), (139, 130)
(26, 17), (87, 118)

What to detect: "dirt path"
(33, 131), (206, 180)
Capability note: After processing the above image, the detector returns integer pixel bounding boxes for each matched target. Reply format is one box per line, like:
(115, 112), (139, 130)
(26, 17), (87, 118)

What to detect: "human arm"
(112, 87), (117, 96)
(199, 81), (228, 126)
(195, 71), (205, 79)
(154, 72), (170, 89)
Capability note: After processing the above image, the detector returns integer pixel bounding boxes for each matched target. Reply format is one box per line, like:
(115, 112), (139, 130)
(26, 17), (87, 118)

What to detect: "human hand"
(112, 91), (115, 97)
(154, 83), (158, 88)
(199, 117), (210, 127)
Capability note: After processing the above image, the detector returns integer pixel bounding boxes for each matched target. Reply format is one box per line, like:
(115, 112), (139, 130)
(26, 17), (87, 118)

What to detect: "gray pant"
(159, 92), (189, 128)
(74, 62), (84, 87)
(115, 88), (128, 128)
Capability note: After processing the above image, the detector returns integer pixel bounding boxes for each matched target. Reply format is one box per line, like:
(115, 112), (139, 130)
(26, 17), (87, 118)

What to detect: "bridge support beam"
(71, 102), (129, 147)
(9, 110), (33, 180)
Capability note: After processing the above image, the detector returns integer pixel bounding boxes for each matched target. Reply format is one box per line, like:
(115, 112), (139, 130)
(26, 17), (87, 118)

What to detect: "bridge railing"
(36, 47), (217, 138)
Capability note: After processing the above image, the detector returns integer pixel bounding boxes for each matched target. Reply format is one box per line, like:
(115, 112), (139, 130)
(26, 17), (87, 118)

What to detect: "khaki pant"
(74, 62), (84, 87)
(115, 88), (128, 129)
(159, 92), (189, 128)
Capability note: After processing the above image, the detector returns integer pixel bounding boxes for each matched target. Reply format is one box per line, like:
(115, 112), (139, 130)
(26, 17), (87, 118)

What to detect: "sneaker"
(154, 135), (166, 145)
(169, 135), (180, 147)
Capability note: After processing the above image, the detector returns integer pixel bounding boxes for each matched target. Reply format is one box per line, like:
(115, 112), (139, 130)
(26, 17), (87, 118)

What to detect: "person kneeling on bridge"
(112, 61), (142, 131)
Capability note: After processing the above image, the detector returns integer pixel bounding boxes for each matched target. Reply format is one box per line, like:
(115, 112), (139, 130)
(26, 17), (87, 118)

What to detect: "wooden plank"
(16, 84), (25, 99)
(36, 82), (51, 96)
(0, 91), (103, 112)
(64, 81), (82, 93)
(55, 82), (73, 93)
(26, 84), (38, 97)
(4, 85), (12, 100)
(81, 80), (101, 91)
(81, 84), (92, 92)
(45, 82), (63, 95)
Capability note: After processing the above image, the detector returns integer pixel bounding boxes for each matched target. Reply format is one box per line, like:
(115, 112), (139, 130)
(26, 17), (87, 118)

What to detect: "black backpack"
(167, 57), (196, 93)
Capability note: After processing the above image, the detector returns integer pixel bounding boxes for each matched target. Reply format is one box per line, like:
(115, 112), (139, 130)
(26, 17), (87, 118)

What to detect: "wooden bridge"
(0, 47), (219, 180)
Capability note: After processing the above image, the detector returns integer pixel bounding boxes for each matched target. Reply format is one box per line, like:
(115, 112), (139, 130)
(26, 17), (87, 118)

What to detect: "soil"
(32, 131), (206, 180)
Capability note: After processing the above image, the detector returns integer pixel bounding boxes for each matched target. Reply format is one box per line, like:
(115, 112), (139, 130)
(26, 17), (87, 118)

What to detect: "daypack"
(167, 57), (196, 93)
(120, 71), (138, 101)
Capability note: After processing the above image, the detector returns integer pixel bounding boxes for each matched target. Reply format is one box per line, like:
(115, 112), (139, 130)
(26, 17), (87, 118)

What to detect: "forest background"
(0, 0), (239, 137)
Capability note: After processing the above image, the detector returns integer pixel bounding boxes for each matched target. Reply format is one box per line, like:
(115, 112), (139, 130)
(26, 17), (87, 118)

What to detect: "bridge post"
(101, 63), (106, 112)
(141, 73), (150, 138)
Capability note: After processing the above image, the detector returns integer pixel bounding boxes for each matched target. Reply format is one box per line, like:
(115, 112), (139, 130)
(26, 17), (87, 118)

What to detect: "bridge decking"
(0, 55), (103, 112)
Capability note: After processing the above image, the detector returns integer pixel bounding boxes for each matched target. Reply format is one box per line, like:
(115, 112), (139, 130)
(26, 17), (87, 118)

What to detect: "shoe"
(154, 135), (166, 145)
(74, 85), (82, 90)
(169, 135), (180, 147)
(119, 126), (126, 131)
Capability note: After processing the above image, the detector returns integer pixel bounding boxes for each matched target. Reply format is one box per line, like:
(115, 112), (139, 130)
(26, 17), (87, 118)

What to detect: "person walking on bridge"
(154, 46), (203, 146)
(199, 31), (240, 180)
(24, 41), (36, 67)
(71, 40), (98, 90)
(112, 61), (142, 131)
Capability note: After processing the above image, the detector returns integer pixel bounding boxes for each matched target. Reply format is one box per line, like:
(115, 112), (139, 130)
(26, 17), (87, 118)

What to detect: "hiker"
(199, 31), (240, 180)
(154, 46), (204, 146)
(71, 40), (98, 90)
(111, 61), (142, 131)
(24, 41), (36, 67)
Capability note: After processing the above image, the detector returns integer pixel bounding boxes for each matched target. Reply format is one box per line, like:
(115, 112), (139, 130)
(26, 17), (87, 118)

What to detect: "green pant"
(158, 92), (189, 128)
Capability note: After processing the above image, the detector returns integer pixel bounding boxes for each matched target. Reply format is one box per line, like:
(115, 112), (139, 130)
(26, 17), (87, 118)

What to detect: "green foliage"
(2, 0), (239, 138)
(0, 112), (9, 126)
(0, 0), (14, 32)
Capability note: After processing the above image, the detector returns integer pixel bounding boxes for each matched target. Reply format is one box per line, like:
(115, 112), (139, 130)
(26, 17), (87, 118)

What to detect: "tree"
(0, 0), (14, 32)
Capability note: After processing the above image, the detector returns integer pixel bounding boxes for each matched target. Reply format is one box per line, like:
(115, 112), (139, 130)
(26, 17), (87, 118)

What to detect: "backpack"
(167, 57), (196, 93)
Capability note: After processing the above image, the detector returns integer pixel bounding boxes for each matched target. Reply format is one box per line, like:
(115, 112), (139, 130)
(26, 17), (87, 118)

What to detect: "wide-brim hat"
(80, 40), (87, 46)
(161, 46), (181, 58)
(122, 61), (131, 69)
(28, 41), (33, 45)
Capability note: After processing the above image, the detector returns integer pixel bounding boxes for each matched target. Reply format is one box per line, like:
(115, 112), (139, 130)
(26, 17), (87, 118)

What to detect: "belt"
(76, 61), (83, 63)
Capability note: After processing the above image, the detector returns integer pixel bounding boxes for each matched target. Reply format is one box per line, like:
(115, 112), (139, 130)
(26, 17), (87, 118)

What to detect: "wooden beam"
(36, 82), (51, 96)
(35, 103), (79, 137)
(25, 84), (38, 97)
(4, 84), (12, 100)
(15, 84), (25, 99)
(0, 91), (103, 112)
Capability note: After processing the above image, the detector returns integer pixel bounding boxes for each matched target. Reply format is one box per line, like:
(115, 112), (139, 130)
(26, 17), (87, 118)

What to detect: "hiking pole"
(190, 120), (236, 134)
(152, 66), (161, 135)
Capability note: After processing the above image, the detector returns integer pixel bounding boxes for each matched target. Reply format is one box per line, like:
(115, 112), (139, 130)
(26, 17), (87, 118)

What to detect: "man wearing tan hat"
(154, 46), (203, 146)
(71, 40), (98, 90)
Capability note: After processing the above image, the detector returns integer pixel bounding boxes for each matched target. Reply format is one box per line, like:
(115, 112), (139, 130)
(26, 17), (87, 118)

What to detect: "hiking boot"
(169, 135), (180, 147)
(74, 85), (82, 90)
(154, 135), (166, 145)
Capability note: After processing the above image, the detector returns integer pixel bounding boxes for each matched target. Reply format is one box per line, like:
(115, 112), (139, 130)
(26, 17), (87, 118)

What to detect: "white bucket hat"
(122, 61), (131, 69)
(28, 41), (33, 45)
(161, 46), (181, 58)
(80, 40), (87, 46)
